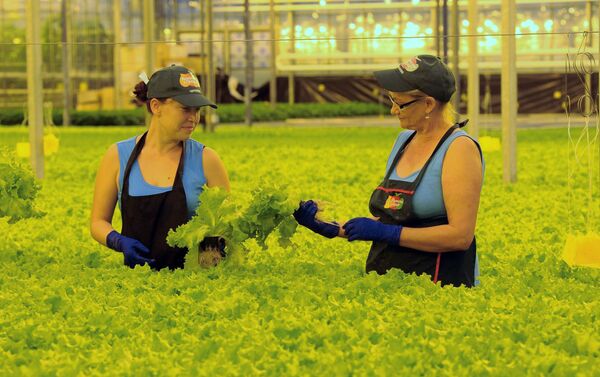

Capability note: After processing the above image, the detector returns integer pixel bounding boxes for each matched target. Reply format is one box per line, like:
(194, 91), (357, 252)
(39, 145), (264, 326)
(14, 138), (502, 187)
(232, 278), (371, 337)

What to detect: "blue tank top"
(116, 136), (207, 219)
(384, 129), (485, 286)
(385, 129), (485, 219)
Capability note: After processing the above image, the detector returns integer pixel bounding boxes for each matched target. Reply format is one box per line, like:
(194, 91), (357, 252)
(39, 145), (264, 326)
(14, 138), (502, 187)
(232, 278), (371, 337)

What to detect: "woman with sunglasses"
(293, 55), (484, 287)
(90, 65), (230, 270)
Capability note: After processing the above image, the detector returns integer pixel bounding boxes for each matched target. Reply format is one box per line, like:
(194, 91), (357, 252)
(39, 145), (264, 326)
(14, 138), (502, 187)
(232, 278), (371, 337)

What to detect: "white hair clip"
(138, 72), (150, 84)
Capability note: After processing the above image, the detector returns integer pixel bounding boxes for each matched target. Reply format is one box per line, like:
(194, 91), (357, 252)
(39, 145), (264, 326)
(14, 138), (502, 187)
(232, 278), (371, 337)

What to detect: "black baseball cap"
(374, 55), (456, 103)
(147, 65), (217, 109)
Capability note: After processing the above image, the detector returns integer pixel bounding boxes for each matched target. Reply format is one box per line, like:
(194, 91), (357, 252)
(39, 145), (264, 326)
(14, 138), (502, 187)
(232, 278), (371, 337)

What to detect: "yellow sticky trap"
(44, 133), (60, 154)
(16, 142), (30, 158)
(15, 134), (60, 158)
(562, 234), (600, 268)
(479, 136), (501, 153)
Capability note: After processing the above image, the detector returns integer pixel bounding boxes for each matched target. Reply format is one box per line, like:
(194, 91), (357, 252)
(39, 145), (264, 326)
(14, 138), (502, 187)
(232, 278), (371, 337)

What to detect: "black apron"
(120, 132), (189, 270)
(366, 121), (479, 287)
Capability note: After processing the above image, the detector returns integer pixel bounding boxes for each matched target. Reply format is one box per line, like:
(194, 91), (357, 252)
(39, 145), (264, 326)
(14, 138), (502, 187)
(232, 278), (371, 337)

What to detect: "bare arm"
(90, 144), (120, 246)
(399, 137), (483, 252)
(203, 146), (230, 192)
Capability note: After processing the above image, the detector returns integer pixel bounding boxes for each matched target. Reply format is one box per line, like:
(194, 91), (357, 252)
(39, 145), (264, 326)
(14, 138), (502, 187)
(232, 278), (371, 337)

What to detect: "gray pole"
(206, 0), (215, 132)
(442, 0), (448, 62)
(288, 7), (295, 104)
(143, 0), (155, 126)
(113, 0), (122, 109)
(433, 0), (440, 57)
(61, 0), (72, 127)
(467, 0), (479, 139)
(501, 0), (517, 183)
(451, 0), (460, 121)
(243, 0), (253, 126)
(26, 0), (44, 179)
(269, 0), (277, 105)
(144, 0), (155, 74)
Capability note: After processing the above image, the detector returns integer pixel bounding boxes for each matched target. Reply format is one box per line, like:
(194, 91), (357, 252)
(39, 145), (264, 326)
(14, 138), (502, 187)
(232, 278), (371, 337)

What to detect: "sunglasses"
(388, 95), (425, 110)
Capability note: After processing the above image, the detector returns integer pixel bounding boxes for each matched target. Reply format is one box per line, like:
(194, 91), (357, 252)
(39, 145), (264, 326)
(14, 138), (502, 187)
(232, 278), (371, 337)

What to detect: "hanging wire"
(565, 31), (600, 234)
(2, 30), (600, 46)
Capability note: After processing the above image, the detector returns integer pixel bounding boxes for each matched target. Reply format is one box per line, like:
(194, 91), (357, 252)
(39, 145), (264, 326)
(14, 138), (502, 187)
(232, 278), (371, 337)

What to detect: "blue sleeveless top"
(116, 136), (207, 219)
(385, 129), (485, 218)
(385, 129), (485, 285)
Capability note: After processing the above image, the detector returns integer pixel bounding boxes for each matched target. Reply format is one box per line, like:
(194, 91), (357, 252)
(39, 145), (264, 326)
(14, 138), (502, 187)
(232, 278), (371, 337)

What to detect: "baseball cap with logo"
(147, 65), (217, 109)
(373, 55), (456, 103)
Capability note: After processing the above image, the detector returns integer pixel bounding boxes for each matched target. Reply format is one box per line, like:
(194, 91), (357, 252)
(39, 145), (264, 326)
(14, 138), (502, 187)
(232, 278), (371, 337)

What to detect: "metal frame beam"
(467, 0), (480, 139)
(26, 0), (44, 179)
(501, 0), (517, 183)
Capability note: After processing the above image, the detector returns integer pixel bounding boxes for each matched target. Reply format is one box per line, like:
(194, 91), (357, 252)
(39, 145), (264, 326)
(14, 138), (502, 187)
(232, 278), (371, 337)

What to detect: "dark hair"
(132, 81), (166, 114)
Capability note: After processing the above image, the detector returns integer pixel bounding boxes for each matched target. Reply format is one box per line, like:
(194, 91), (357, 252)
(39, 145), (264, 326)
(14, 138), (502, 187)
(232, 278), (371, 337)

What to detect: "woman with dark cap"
(90, 65), (230, 270)
(294, 55), (484, 287)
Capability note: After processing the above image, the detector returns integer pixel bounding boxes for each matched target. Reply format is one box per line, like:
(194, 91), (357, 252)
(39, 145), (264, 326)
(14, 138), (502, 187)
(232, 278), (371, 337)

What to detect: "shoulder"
(446, 132), (482, 160)
(115, 135), (138, 158)
(443, 133), (483, 174)
(116, 135), (138, 148)
(97, 143), (120, 177)
(396, 130), (415, 144)
(103, 143), (119, 162)
(186, 138), (205, 150)
(389, 130), (415, 153)
(202, 146), (221, 163)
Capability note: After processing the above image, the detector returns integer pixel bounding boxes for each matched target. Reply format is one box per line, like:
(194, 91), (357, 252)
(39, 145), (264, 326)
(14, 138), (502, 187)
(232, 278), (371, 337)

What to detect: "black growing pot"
(199, 236), (227, 257)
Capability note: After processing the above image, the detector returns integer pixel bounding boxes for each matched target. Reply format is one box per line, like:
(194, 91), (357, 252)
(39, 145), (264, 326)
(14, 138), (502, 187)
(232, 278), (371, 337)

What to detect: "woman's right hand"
(293, 200), (339, 239)
(106, 231), (155, 268)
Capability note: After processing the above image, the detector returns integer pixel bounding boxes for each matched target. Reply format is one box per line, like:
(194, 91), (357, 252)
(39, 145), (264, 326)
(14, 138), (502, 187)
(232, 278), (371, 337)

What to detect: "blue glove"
(293, 200), (339, 239)
(106, 230), (155, 268)
(343, 217), (402, 245)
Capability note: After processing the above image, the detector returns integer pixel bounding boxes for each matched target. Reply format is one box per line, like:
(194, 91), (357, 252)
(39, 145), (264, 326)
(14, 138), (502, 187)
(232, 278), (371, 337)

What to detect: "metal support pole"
(61, 0), (72, 126)
(206, 0), (215, 131)
(451, 0), (460, 121)
(143, 0), (155, 76)
(269, 0), (277, 105)
(143, 0), (155, 127)
(433, 1), (440, 57)
(26, 0), (44, 179)
(288, 8), (295, 104)
(113, 0), (122, 109)
(243, 0), (253, 126)
(442, 0), (449, 62)
(467, 0), (479, 139)
(501, 0), (517, 183)
(199, 0), (205, 87)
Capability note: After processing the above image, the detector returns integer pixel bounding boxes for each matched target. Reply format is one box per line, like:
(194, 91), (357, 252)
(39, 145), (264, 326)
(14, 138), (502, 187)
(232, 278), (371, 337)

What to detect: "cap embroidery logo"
(180, 72), (201, 88)
(397, 56), (421, 74)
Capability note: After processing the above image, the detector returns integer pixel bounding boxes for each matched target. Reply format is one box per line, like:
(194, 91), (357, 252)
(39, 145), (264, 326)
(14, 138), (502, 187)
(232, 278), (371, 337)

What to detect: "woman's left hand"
(343, 217), (402, 245)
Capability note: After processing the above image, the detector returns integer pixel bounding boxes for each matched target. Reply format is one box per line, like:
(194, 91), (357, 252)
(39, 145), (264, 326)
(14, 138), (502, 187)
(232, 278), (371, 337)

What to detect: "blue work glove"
(293, 200), (339, 239)
(343, 217), (402, 245)
(106, 230), (155, 268)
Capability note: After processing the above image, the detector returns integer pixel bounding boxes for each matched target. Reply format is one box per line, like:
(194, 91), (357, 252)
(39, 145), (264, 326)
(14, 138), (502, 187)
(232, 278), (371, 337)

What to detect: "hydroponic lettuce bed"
(1, 126), (598, 376)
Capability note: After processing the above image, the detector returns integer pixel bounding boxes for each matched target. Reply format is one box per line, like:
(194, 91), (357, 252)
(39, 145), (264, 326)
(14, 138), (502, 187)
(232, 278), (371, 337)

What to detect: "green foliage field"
(1, 125), (598, 375)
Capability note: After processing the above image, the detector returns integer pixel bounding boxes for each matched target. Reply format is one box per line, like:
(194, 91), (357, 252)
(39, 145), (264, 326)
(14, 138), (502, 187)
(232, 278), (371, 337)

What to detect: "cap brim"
(172, 93), (218, 109)
(373, 68), (416, 93)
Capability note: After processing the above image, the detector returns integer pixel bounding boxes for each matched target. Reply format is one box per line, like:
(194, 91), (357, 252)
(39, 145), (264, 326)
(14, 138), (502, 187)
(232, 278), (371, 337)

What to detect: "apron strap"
(121, 132), (186, 206)
(384, 132), (416, 180)
(384, 121), (465, 185)
(410, 122), (461, 187)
